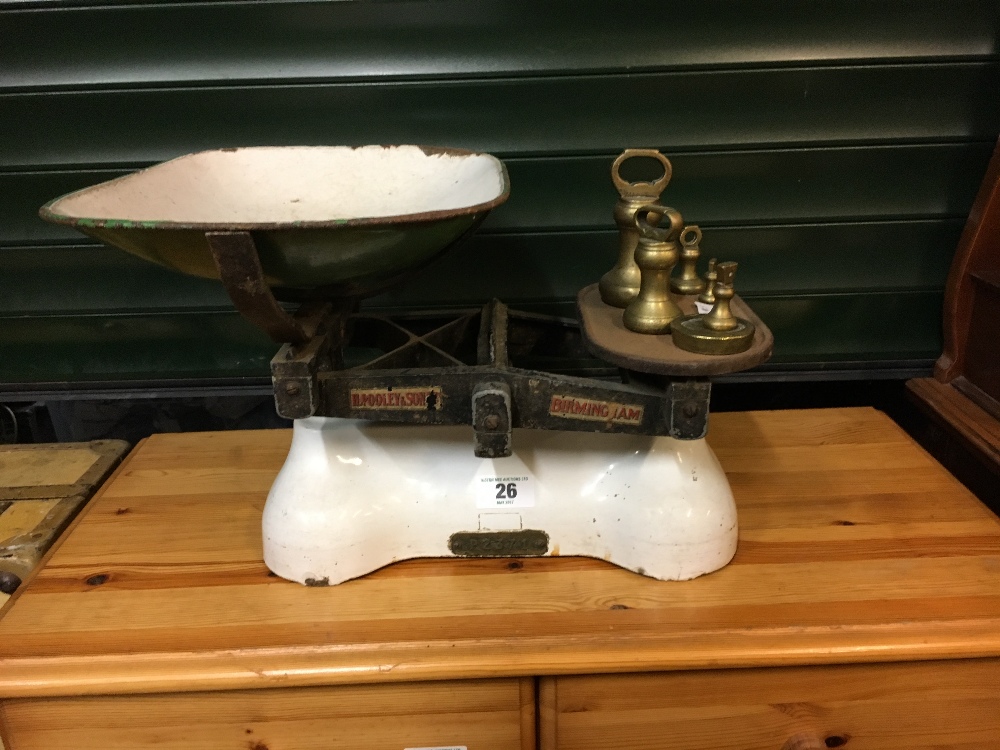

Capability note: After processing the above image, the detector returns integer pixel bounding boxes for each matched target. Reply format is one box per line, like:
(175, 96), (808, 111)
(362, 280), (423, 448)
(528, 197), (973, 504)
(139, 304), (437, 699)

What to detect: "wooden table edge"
(2, 618), (1000, 698)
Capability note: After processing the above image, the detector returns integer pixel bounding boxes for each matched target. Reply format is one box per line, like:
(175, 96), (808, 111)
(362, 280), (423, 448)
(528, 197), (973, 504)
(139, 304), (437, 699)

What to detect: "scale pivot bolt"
(284, 383), (301, 396)
(484, 414), (500, 431)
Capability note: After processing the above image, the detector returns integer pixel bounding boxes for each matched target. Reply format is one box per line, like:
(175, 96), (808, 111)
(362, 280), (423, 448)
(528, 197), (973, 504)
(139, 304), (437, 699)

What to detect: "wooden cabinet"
(2, 679), (534, 750)
(1, 409), (999, 749)
(541, 661), (1000, 750)
(909, 137), (1000, 508)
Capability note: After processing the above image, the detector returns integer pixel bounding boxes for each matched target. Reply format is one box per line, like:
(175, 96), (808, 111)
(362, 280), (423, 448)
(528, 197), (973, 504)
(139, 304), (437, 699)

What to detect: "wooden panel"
(3, 0), (996, 88)
(0, 441), (128, 502)
(0, 449), (98, 489)
(3, 145), (990, 246)
(966, 282), (1000, 401)
(938, 139), (1000, 381)
(906, 379), (1000, 511)
(0, 409), (998, 698)
(0, 441), (128, 585)
(907, 377), (1000, 475)
(3, 64), (998, 168)
(541, 659), (1000, 750)
(1, 678), (532, 750)
(0, 502), (60, 541)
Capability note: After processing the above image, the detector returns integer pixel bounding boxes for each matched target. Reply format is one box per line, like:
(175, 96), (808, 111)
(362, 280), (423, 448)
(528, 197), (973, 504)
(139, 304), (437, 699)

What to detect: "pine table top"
(1, 407), (998, 699)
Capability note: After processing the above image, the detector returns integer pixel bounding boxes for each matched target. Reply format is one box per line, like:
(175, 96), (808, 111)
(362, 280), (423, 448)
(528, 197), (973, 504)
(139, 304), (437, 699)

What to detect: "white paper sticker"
(474, 457), (536, 508)
(479, 512), (522, 530)
(477, 473), (535, 508)
(695, 300), (713, 315)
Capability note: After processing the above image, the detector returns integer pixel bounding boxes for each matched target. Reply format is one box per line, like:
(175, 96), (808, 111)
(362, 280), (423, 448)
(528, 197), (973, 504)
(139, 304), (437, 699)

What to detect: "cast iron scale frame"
(207, 230), (714, 458)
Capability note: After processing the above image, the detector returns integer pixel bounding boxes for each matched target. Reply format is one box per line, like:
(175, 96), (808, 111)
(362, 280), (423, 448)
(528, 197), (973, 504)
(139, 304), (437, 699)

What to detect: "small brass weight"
(599, 149), (673, 307)
(672, 261), (756, 354)
(671, 225), (706, 295)
(622, 204), (684, 334)
(696, 258), (718, 313)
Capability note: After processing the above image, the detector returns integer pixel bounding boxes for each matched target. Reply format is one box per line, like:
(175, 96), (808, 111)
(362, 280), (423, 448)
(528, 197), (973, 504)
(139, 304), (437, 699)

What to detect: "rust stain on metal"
(206, 231), (309, 345)
(350, 386), (444, 411)
(548, 394), (644, 426)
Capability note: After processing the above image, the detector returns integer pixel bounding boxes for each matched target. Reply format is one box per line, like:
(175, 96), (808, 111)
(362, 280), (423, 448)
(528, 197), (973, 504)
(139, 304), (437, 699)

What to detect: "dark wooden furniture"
(908, 138), (1000, 505)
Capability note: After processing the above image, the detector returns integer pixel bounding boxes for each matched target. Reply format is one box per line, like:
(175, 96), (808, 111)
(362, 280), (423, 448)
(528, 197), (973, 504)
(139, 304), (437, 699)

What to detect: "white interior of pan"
(48, 146), (507, 224)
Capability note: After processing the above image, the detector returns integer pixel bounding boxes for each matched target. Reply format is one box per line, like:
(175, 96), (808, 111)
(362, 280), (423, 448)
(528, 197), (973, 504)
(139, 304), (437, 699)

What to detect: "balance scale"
(40, 145), (772, 586)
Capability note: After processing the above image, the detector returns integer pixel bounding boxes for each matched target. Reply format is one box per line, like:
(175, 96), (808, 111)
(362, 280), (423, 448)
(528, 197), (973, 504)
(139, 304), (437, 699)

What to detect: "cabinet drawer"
(1, 677), (535, 750)
(540, 659), (1000, 750)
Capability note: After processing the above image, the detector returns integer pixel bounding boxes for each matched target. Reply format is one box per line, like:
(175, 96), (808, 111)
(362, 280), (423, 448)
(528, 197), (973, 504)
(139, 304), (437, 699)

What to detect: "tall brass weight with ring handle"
(599, 149), (673, 307)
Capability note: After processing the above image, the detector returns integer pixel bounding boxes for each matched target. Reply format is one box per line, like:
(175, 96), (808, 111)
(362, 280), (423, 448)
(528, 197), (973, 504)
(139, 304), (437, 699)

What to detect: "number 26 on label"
(495, 482), (518, 499)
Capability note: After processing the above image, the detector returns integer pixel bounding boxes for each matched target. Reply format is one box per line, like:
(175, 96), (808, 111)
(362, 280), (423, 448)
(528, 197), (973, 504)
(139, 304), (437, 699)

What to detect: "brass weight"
(671, 261), (756, 354)
(671, 225), (706, 295)
(599, 149), (673, 307)
(622, 204), (684, 335)
(697, 258), (718, 311)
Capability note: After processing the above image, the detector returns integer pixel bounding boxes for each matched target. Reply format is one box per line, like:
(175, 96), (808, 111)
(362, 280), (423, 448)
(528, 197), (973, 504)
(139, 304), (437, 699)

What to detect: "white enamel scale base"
(263, 418), (738, 585)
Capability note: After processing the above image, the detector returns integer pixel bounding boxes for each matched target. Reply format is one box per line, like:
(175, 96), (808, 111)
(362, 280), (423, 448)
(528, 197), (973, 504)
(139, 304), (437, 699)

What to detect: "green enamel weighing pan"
(40, 145), (510, 300)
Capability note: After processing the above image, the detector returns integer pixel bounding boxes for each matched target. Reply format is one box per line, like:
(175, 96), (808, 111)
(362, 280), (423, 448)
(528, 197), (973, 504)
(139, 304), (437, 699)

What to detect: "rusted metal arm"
(205, 231), (309, 346)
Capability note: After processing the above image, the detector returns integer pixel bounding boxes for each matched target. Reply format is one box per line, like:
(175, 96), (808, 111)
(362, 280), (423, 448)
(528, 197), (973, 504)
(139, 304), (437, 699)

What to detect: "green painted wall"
(1, 0), (998, 391)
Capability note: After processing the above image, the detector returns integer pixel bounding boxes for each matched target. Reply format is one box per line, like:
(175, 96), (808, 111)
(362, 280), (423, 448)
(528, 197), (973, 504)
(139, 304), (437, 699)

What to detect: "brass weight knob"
(622, 204), (684, 335)
(671, 225), (706, 295)
(599, 149), (673, 308)
(703, 261), (739, 331)
(697, 258), (718, 312)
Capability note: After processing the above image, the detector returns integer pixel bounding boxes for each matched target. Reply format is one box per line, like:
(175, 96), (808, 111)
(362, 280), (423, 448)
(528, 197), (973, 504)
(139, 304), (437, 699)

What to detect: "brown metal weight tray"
(577, 283), (773, 376)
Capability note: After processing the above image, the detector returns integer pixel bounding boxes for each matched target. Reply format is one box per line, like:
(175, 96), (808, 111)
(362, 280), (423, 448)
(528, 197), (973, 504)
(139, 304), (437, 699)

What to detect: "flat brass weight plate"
(671, 314), (755, 355)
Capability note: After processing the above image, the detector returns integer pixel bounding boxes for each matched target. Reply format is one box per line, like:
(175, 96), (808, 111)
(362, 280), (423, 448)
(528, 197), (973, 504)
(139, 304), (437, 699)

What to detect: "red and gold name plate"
(350, 387), (444, 411)
(548, 395), (644, 425)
